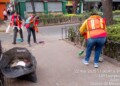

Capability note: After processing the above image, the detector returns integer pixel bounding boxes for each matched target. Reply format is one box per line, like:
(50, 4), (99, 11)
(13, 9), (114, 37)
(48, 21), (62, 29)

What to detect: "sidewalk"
(0, 20), (11, 32)
(1, 25), (120, 86)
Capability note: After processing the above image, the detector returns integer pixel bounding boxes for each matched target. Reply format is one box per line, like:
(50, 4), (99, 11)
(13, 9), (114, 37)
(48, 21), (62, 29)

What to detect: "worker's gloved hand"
(82, 32), (87, 39)
(83, 32), (87, 36)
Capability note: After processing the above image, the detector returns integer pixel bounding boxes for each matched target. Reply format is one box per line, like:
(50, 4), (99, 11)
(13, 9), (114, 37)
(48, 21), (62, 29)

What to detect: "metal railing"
(61, 25), (120, 61)
(61, 24), (83, 45)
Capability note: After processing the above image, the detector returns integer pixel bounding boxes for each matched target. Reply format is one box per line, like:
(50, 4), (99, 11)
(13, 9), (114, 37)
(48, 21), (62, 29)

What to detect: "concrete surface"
(1, 24), (120, 86)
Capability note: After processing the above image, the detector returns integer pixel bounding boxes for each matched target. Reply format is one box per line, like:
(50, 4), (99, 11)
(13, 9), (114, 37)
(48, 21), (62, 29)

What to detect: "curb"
(104, 55), (120, 67)
(38, 22), (81, 27)
(0, 30), (5, 32)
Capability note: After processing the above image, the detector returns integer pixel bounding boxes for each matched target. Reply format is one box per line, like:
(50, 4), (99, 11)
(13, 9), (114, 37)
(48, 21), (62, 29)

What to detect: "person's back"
(86, 15), (107, 39)
(25, 15), (35, 28)
(80, 13), (107, 39)
(79, 12), (107, 68)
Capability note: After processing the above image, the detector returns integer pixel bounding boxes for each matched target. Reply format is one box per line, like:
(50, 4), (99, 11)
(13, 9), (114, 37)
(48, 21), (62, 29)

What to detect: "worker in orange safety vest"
(25, 14), (39, 47)
(79, 12), (107, 68)
(11, 11), (24, 44)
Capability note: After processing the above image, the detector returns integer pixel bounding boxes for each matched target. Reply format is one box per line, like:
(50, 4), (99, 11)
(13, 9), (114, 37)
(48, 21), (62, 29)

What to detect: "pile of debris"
(0, 41), (4, 86)
(0, 47), (37, 83)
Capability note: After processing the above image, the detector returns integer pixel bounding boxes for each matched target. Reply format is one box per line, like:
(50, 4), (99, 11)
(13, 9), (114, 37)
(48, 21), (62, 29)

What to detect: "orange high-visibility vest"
(86, 18), (106, 38)
(11, 15), (22, 27)
(87, 18), (105, 31)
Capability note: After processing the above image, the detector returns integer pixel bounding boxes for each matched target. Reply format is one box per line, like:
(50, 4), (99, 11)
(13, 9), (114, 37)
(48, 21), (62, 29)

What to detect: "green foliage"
(107, 22), (120, 43)
(113, 17), (120, 23)
(38, 13), (89, 25)
(38, 10), (120, 20)
(39, 14), (63, 19)
(68, 27), (76, 42)
(108, 35), (120, 43)
(113, 10), (120, 15)
(39, 13), (88, 20)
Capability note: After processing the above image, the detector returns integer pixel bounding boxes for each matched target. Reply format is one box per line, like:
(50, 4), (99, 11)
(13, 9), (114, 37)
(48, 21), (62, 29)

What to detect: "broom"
(15, 26), (23, 43)
(78, 33), (87, 56)
(78, 39), (86, 56)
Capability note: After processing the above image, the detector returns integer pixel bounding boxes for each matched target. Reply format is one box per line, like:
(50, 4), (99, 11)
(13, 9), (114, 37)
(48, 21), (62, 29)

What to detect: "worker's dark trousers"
(27, 27), (36, 44)
(13, 27), (23, 43)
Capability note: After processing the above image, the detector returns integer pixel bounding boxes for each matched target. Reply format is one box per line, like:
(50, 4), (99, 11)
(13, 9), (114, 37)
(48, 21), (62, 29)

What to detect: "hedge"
(113, 17), (120, 22)
(113, 10), (120, 16)
(65, 18), (120, 61)
(107, 22), (120, 43)
(38, 14), (86, 25)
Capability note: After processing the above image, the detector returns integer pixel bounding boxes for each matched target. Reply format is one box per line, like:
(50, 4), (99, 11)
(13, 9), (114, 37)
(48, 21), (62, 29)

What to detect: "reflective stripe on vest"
(87, 18), (105, 31)
(100, 18), (104, 29)
(91, 19), (95, 30)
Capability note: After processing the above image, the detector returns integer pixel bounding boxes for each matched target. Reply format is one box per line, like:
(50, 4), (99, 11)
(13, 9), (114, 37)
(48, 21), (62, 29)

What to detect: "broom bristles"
(78, 50), (84, 56)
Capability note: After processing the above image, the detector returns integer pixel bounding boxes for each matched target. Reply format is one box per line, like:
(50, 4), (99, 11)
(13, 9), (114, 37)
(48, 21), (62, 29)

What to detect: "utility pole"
(30, 0), (36, 14)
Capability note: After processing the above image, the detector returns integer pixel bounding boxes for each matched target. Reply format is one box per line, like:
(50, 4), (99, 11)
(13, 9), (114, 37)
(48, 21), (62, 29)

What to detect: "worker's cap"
(90, 12), (99, 16)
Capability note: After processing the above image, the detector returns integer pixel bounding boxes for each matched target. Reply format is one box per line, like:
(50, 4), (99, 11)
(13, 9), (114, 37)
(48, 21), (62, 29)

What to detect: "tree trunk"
(73, 0), (80, 14)
(31, 0), (36, 14)
(102, 0), (113, 25)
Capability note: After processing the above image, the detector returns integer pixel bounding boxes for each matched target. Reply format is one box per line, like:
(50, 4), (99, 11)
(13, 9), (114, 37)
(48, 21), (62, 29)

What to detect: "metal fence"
(61, 25), (120, 61)
(61, 24), (84, 46)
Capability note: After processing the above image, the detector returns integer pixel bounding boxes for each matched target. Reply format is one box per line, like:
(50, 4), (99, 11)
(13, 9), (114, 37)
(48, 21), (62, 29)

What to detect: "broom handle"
(81, 39), (86, 50)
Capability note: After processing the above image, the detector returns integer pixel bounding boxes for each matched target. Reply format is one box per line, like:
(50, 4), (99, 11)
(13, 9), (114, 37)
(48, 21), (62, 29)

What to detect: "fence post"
(44, 1), (48, 14)
(65, 28), (67, 39)
(61, 28), (64, 40)
(62, 1), (67, 14)
(74, 26), (77, 45)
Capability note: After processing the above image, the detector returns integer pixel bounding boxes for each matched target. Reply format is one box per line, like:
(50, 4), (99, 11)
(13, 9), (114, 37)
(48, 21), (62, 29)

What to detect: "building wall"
(0, 0), (10, 20)
(26, 2), (44, 12)
(48, 2), (62, 12)
(84, 1), (120, 12)
(25, 2), (62, 13)
(15, 1), (67, 18)
(0, 0), (10, 3)
(0, 4), (6, 20)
